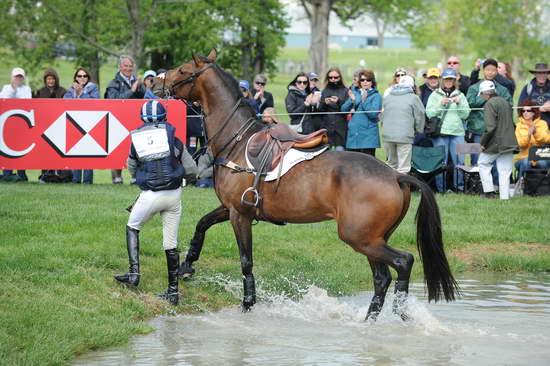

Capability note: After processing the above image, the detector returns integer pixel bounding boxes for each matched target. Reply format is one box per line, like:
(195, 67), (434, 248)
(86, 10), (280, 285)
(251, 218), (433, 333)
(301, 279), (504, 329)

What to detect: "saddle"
(242, 123), (328, 208)
(247, 123), (328, 172)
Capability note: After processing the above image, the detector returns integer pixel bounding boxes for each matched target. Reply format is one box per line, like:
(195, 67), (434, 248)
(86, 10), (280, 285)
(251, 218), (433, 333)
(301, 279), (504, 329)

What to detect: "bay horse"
(153, 49), (459, 320)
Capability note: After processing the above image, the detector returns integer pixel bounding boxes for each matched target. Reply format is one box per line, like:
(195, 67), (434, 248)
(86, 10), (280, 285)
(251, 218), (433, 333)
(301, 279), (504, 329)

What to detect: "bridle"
(169, 62), (215, 97)
(162, 60), (260, 160)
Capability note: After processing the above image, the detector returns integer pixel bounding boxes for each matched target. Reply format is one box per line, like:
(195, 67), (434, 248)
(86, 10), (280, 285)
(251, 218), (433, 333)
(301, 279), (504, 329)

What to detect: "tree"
(212, 0), (288, 80)
(408, 0), (550, 78)
(358, 0), (424, 48)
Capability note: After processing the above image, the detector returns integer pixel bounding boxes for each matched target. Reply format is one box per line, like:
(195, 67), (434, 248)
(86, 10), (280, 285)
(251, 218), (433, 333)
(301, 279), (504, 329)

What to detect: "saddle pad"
(245, 137), (329, 182)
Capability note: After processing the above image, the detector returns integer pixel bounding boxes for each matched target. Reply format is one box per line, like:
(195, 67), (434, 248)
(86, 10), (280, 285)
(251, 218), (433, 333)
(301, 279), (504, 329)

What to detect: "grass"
(0, 169), (549, 365)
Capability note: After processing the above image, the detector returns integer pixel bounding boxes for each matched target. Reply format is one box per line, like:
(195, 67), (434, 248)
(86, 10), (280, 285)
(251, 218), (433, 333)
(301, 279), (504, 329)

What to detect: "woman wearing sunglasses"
(384, 67), (407, 97)
(64, 67), (99, 184)
(285, 72), (313, 128)
(64, 67), (99, 99)
(514, 99), (550, 178)
(320, 67), (348, 150)
(341, 70), (381, 157)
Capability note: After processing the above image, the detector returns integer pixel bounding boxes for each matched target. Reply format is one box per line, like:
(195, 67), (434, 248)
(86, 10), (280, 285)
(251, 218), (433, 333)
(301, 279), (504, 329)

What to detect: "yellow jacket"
(514, 117), (550, 161)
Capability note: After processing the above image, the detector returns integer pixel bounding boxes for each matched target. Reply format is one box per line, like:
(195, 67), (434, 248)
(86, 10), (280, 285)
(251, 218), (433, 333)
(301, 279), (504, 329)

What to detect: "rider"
(114, 100), (196, 305)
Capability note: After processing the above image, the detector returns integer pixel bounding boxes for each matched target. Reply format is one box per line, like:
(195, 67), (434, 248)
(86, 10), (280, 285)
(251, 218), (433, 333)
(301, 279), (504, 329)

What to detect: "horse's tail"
(397, 174), (460, 302)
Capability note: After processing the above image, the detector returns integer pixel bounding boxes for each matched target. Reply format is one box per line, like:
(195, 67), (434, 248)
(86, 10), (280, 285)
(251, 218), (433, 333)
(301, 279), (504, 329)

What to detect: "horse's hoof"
(178, 263), (195, 281)
(365, 311), (379, 322)
(399, 312), (411, 322)
(241, 296), (256, 312)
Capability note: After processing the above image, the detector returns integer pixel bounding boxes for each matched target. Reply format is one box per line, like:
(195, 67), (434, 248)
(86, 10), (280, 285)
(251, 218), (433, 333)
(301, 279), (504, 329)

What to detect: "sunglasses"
(76, 74), (89, 78)
(360, 78), (372, 82)
(328, 76), (340, 80)
(395, 73), (405, 77)
(296, 80), (308, 85)
(255, 82), (265, 86)
(522, 109), (534, 113)
(448, 62), (459, 65)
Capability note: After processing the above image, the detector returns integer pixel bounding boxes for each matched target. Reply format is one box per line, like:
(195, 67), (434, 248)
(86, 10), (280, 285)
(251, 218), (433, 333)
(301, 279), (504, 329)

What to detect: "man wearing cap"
(0, 67), (32, 182)
(105, 55), (146, 184)
(446, 56), (470, 95)
(466, 59), (512, 165)
(251, 74), (274, 114)
(114, 100), (197, 305)
(519, 63), (550, 128)
(303, 72), (323, 133)
(382, 75), (426, 174)
(0, 67), (32, 99)
(477, 81), (518, 200)
(419, 68), (440, 107)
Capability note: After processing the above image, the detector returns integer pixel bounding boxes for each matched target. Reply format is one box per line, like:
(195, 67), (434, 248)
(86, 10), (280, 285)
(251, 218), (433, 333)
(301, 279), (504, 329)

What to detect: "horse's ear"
(191, 53), (202, 66)
(207, 48), (217, 62)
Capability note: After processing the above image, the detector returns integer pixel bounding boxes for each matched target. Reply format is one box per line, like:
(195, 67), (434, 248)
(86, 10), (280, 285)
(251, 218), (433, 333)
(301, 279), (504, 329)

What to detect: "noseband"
(168, 62), (215, 97)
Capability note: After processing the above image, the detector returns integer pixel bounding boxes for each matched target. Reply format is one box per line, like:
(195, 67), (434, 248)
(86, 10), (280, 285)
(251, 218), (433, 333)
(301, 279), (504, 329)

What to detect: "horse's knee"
(394, 252), (414, 279)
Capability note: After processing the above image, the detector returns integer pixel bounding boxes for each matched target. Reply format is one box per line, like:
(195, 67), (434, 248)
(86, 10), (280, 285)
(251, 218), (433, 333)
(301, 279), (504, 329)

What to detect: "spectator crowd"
(2, 55), (550, 199)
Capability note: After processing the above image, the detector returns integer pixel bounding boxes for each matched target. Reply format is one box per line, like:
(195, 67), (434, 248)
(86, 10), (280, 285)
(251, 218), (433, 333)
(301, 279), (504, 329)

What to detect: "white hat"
(399, 75), (415, 88)
(143, 70), (156, 79)
(478, 80), (496, 95)
(11, 67), (25, 78)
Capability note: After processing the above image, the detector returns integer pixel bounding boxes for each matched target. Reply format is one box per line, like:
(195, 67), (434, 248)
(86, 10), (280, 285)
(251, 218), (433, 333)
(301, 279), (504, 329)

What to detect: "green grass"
(0, 169), (549, 365)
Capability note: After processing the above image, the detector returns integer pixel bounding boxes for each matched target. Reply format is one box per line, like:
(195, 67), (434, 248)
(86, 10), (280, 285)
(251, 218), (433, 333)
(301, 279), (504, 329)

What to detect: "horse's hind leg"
(366, 259), (392, 321)
(350, 239), (414, 321)
(229, 208), (256, 311)
(179, 205), (229, 280)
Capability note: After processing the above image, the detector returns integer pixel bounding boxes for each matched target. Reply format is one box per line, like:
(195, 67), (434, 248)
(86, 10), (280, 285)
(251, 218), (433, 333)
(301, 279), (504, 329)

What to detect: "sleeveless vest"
(130, 122), (185, 191)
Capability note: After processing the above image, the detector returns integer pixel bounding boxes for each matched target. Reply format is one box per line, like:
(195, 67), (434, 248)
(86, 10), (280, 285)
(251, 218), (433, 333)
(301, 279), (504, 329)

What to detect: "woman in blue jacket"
(341, 70), (382, 156)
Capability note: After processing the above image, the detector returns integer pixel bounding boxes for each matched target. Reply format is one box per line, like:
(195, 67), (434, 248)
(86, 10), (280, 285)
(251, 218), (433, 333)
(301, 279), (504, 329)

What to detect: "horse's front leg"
(229, 208), (255, 311)
(365, 259), (392, 321)
(179, 205), (229, 280)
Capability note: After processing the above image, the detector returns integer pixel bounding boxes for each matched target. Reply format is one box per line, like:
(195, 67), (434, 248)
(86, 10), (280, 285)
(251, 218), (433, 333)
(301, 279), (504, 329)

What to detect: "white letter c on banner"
(0, 109), (36, 157)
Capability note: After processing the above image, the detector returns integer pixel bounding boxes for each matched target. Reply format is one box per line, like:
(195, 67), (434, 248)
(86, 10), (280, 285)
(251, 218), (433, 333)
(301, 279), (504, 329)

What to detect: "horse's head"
(151, 48), (217, 101)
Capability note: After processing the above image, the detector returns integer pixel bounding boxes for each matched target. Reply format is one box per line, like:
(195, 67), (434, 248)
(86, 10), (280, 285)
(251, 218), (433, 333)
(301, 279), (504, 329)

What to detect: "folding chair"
(456, 143), (482, 194)
(410, 145), (446, 192)
(524, 145), (550, 196)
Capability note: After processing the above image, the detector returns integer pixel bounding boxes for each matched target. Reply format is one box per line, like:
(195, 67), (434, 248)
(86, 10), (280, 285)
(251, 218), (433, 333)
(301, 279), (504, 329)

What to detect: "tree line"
(1, 0), (548, 86)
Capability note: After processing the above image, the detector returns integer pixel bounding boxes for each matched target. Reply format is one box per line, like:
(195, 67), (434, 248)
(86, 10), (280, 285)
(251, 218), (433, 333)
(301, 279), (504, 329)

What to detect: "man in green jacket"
(478, 81), (518, 200)
(466, 58), (512, 165)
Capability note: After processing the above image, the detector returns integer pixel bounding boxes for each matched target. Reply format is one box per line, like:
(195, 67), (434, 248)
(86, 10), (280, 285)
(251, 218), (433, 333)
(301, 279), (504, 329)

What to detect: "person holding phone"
(320, 67), (348, 150)
(341, 69), (381, 157)
(63, 67), (99, 184)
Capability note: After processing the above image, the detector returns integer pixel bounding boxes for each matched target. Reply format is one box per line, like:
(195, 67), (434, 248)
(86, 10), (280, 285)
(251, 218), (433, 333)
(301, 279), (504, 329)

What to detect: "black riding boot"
(158, 249), (179, 305)
(114, 226), (140, 286)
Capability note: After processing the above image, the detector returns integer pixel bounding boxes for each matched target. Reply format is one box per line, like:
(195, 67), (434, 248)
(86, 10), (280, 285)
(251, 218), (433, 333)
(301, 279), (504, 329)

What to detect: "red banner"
(0, 99), (186, 169)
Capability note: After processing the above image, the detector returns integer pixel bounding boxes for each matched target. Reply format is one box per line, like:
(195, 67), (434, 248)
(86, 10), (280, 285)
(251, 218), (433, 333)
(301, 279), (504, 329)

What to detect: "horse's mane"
(196, 55), (242, 101)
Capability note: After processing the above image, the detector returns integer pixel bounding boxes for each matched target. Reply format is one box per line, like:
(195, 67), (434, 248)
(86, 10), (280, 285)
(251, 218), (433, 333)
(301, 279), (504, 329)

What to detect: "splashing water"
(74, 272), (550, 366)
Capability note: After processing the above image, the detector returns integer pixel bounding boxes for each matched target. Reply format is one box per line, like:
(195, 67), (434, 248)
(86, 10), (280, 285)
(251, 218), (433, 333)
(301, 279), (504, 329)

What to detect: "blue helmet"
(140, 100), (167, 123)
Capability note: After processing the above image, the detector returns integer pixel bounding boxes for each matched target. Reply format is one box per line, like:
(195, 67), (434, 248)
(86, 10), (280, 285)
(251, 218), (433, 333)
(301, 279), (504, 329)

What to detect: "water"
(73, 272), (550, 366)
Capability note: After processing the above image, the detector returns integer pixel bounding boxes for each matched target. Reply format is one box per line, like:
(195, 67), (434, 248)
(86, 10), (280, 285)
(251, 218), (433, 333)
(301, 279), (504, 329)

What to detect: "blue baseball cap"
(441, 68), (457, 79)
(239, 80), (250, 90)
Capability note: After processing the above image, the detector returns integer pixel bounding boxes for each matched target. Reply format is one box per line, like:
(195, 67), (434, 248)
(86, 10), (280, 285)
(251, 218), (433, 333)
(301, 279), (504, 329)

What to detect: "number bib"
(131, 126), (170, 161)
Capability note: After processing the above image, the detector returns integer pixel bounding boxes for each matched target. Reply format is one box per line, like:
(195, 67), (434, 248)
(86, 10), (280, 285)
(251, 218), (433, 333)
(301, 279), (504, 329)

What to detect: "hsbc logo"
(43, 111), (129, 157)
(0, 109), (129, 158)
